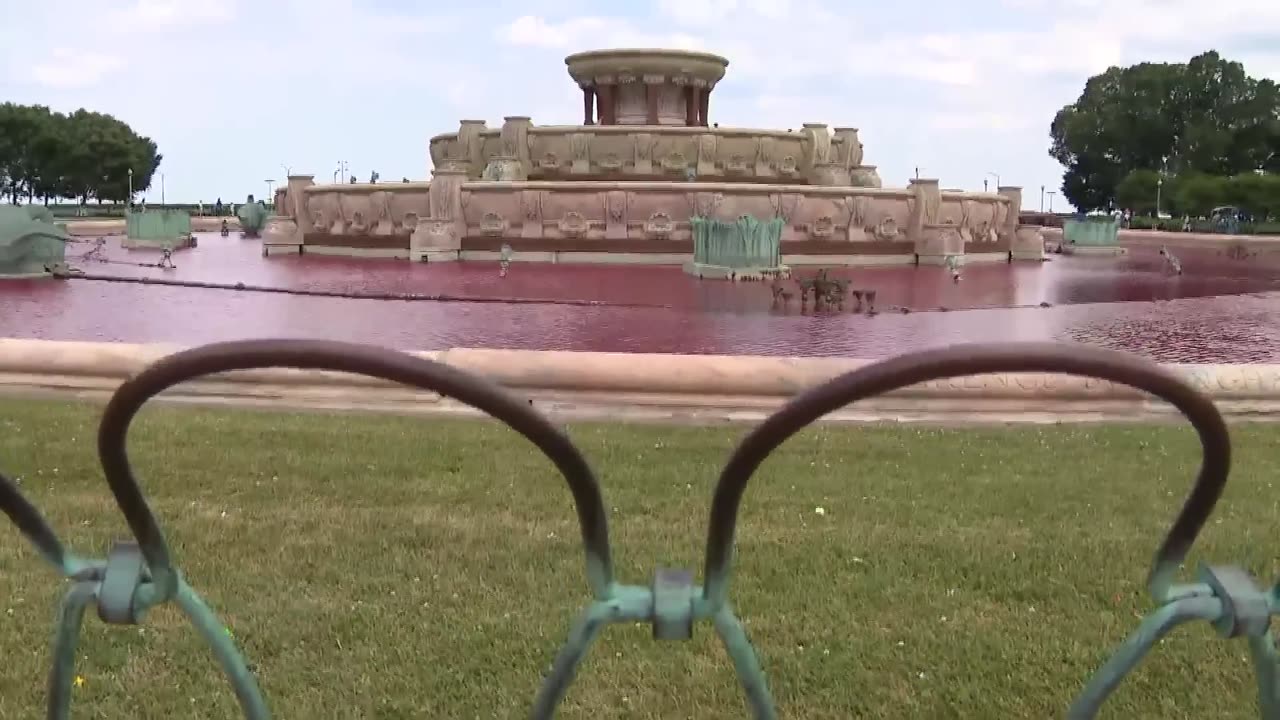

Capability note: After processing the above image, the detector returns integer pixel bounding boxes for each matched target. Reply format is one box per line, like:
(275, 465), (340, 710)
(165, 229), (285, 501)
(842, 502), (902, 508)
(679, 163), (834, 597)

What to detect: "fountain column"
(598, 80), (618, 125)
(644, 75), (663, 125)
(697, 86), (711, 126)
(581, 86), (596, 125)
(683, 85), (697, 126)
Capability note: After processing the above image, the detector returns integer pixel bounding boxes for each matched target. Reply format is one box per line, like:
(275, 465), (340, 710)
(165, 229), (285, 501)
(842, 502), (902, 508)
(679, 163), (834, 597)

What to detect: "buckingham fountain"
(267, 49), (1045, 272)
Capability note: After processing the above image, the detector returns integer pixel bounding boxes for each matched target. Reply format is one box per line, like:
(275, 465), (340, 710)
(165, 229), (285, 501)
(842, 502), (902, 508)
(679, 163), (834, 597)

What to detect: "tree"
(1050, 51), (1280, 211)
(1115, 169), (1162, 215)
(0, 102), (161, 205)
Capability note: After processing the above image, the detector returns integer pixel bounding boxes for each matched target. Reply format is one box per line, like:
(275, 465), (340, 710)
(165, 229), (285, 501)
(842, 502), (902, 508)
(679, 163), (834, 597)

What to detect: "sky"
(1, 0), (1278, 211)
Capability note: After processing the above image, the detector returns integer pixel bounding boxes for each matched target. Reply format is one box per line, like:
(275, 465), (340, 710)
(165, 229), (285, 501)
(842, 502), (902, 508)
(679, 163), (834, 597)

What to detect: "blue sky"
(2, 0), (1277, 210)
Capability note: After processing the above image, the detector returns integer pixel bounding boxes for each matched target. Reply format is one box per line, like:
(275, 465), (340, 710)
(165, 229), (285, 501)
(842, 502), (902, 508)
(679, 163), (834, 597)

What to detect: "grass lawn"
(1, 398), (1278, 719)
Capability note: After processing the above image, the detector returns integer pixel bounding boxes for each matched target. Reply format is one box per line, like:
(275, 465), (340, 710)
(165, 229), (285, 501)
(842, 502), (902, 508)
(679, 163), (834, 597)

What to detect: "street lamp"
(265, 179), (275, 199)
(1155, 155), (1169, 218)
(1047, 191), (1056, 212)
(160, 173), (165, 206)
(127, 168), (133, 208)
(1040, 185), (1045, 212)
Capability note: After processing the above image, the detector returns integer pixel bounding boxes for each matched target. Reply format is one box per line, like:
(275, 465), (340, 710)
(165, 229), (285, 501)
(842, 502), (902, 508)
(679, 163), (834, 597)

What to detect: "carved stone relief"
(771, 193), (800, 223)
(810, 215), (835, 239)
(875, 217), (900, 241)
(697, 134), (718, 175)
(397, 212), (419, 236)
(661, 152), (688, 172)
(520, 190), (544, 239)
(644, 211), (675, 239)
(559, 211), (590, 238)
(754, 138), (774, 176)
(634, 133), (655, 174)
(479, 211), (507, 237)
(778, 156), (798, 175)
(569, 134), (591, 173)
(688, 191), (724, 218)
(604, 191), (628, 240)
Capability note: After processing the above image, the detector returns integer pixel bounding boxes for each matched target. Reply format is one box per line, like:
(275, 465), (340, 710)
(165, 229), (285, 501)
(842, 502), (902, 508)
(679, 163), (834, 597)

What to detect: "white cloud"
(107, 0), (237, 31)
(31, 49), (127, 89)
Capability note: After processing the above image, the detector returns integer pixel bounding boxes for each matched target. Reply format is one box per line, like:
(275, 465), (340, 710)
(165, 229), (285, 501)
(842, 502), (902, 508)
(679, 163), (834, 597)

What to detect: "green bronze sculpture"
(236, 195), (269, 238)
(0, 205), (70, 278)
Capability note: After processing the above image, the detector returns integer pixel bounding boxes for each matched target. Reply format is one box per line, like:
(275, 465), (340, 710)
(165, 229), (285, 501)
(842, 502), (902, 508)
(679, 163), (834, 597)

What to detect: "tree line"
(1050, 51), (1280, 215)
(0, 103), (161, 206)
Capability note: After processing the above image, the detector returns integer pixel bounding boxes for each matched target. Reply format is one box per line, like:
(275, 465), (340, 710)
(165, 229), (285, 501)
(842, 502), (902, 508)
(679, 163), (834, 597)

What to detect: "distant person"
(214, 198), (224, 216)
(198, 200), (204, 217)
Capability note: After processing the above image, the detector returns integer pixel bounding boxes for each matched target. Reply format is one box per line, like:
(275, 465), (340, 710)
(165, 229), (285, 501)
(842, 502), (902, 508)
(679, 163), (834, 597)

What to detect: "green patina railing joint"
(97, 541), (147, 625)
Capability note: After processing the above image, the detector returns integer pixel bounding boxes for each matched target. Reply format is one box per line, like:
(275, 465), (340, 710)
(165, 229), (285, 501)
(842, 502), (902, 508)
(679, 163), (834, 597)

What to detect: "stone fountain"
(268, 48), (1045, 266)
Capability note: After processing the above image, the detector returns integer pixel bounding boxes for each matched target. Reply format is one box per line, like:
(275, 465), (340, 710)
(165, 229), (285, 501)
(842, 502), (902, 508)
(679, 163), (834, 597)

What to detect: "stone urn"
(850, 165), (882, 188)
(810, 162), (853, 187)
(483, 155), (526, 182)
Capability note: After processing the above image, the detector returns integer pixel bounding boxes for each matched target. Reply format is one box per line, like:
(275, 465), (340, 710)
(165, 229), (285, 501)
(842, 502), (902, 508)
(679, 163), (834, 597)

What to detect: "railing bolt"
(1198, 564), (1272, 639)
(652, 568), (694, 641)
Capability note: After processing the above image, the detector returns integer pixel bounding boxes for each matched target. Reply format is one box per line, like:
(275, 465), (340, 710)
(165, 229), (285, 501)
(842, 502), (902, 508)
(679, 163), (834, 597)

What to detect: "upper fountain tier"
(427, 48), (882, 187)
(565, 48), (729, 127)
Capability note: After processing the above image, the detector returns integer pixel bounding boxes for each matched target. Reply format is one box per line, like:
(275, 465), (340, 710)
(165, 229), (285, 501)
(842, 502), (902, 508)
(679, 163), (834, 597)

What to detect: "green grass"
(1, 398), (1278, 718)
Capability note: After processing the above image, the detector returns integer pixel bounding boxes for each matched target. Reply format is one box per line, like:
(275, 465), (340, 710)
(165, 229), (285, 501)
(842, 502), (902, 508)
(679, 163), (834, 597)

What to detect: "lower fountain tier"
(270, 179), (1044, 265)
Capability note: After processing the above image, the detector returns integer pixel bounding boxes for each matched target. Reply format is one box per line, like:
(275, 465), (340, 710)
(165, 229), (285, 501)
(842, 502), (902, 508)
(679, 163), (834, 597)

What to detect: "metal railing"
(1, 339), (1277, 719)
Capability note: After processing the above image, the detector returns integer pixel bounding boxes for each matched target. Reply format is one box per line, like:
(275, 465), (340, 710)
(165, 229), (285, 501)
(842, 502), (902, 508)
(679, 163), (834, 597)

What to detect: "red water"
(2, 233), (1278, 362)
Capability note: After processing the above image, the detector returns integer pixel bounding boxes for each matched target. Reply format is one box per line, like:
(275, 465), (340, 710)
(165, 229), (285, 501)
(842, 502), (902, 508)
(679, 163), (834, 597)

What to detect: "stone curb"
(2, 339), (1280, 405)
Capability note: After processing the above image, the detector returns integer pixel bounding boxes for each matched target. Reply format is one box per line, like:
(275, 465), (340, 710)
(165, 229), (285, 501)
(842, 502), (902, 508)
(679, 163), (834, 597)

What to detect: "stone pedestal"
(413, 168), (468, 262)
(915, 223), (964, 265)
(1011, 224), (1046, 261)
(285, 175), (316, 231)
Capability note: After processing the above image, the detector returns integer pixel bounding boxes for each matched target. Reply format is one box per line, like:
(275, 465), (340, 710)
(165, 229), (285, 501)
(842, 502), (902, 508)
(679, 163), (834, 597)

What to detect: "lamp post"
(1047, 191), (1056, 212)
(1155, 156), (1168, 218)
(160, 173), (165, 206)
(1040, 185), (1045, 212)
(265, 179), (275, 199)
(127, 168), (133, 208)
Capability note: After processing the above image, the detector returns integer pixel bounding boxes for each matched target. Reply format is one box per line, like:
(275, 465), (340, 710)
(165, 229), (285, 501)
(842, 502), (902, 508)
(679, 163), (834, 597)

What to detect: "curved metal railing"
(1, 339), (1276, 718)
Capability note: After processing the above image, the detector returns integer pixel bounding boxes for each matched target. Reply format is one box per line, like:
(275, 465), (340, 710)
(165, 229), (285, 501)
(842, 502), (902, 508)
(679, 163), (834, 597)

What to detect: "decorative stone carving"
(810, 215), (836, 239)
(519, 190), (543, 239)
(559, 211), (590, 238)
(479, 211), (507, 237)
(538, 152), (561, 173)
(396, 212), (419, 236)
(778, 156), (798, 175)
(1012, 224), (1045, 260)
(845, 196), (871, 242)
(500, 116), (532, 165)
(800, 123), (832, 174)
(412, 219), (461, 252)
(483, 155), (525, 182)
(661, 152), (688, 172)
(598, 154), (623, 171)
(726, 154), (748, 174)
(311, 209), (329, 234)
(633, 133), (655, 174)
(370, 192), (394, 235)
(689, 192), (724, 218)
(604, 190), (628, 240)
(997, 186), (1022, 243)
(644, 211), (675, 239)
(455, 120), (488, 175)
(771, 193), (800, 223)
(569, 133), (591, 174)
(697, 134), (718, 175)
(754, 138), (775, 177)
(874, 217), (900, 241)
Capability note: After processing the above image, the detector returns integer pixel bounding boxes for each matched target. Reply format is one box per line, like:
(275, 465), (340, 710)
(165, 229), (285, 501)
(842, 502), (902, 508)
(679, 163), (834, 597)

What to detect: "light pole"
(281, 164), (292, 177)
(1047, 191), (1056, 212)
(127, 168), (133, 208)
(160, 173), (165, 205)
(1155, 155), (1168, 217)
(1040, 185), (1045, 212)
(914, 166), (921, 179)
(265, 179), (275, 199)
